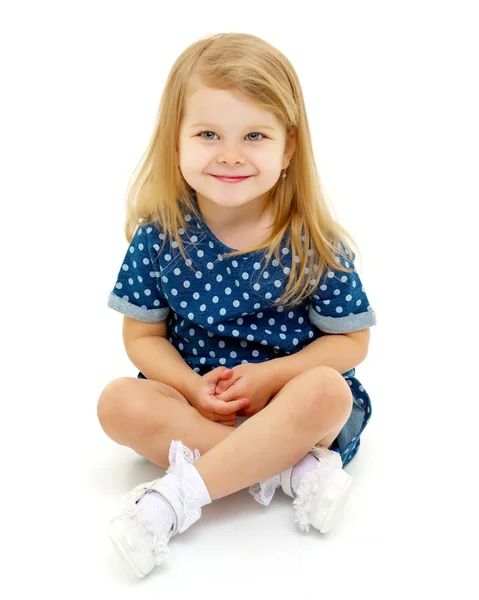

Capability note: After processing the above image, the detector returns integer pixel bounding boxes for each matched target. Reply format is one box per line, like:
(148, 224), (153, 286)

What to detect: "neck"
(194, 193), (271, 231)
(192, 192), (274, 251)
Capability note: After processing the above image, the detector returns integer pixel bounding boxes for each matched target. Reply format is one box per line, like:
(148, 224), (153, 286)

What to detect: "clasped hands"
(191, 363), (276, 427)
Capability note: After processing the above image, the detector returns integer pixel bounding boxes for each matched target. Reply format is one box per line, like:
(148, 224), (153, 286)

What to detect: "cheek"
(178, 157), (201, 181)
(179, 166), (199, 190)
(179, 144), (209, 173)
(254, 150), (283, 171)
(181, 164), (206, 184)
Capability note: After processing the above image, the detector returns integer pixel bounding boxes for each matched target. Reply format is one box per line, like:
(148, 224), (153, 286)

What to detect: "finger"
(203, 367), (231, 384)
(215, 372), (240, 395)
(216, 387), (240, 403)
(218, 419), (236, 427)
(218, 368), (234, 380)
(215, 398), (250, 415)
(215, 379), (234, 394)
(209, 367), (233, 384)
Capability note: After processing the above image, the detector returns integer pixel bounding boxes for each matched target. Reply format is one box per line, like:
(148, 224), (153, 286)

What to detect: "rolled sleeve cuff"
(309, 305), (377, 334)
(107, 292), (170, 322)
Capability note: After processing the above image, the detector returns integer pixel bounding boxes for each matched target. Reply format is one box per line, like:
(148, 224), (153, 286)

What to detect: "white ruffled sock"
(249, 452), (320, 506)
(291, 453), (320, 493)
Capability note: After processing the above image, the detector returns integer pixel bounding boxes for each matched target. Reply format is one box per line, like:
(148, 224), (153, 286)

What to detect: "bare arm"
(261, 329), (370, 396)
(122, 316), (202, 402)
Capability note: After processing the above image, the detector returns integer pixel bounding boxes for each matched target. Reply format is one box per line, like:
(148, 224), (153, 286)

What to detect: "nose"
(216, 142), (245, 165)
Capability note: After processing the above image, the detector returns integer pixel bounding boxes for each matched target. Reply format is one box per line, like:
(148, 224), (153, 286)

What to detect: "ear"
(282, 128), (296, 169)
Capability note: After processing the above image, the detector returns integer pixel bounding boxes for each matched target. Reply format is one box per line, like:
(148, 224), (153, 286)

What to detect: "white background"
(1, 1), (478, 597)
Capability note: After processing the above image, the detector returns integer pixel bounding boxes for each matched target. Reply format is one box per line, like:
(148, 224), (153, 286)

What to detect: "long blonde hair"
(124, 32), (360, 308)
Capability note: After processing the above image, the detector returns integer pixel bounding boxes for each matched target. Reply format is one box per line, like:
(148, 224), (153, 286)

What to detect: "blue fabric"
(328, 375), (372, 467)
(108, 200), (377, 467)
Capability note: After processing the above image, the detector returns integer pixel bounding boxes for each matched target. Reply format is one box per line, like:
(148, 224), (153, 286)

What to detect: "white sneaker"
(107, 441), (204, 578)
(283, 446), (353, 534)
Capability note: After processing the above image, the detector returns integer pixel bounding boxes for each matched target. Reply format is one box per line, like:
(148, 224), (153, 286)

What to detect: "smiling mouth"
(211, 175), (251, 183)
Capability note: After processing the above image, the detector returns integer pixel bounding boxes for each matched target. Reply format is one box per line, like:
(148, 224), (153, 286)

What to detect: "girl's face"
(178, 84), (295, 211)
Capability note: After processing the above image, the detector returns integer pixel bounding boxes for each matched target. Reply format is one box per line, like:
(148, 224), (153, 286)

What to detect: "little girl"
(98, 32), (377, 578)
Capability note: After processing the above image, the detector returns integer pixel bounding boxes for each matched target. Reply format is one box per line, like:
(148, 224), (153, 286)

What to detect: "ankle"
(291, 453), (319, 495)
(162, 464), (212, 509)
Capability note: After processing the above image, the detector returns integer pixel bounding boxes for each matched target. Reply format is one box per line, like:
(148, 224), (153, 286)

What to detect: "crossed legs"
(97, 366), (353, 501)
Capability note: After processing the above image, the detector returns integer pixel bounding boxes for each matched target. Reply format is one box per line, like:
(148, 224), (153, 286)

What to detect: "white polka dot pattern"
(108, 212), (376, 378)
(308, 245), (377, 334)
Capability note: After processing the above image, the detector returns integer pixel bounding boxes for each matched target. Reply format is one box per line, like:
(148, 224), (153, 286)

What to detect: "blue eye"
(199, 131), (264, 141)
(200, 131), (218, 140)
(245, 132), (264, 141)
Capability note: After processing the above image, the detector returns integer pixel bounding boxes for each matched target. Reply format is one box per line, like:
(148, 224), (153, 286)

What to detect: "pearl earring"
(282, 170), (287, 179)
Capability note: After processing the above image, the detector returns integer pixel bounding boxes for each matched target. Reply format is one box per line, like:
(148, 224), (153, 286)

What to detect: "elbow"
(357, 338), (370, 365)
(344, 328), (370, 365)
(357, 346), (369, 366)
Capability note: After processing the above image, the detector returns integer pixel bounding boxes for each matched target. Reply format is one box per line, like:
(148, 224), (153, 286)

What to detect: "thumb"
(218, 367), (233, 379)
(204, 366), (232, 383)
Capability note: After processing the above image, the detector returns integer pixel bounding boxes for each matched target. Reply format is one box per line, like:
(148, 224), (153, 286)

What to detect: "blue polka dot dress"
(108, 203), (377, 467)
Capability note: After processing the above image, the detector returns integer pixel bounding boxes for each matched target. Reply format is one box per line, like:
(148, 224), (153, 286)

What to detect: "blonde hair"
(124, 32), (360, 308)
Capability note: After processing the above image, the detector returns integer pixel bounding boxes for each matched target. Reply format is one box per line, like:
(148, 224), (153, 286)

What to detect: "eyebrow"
(189, 123), (278, 132)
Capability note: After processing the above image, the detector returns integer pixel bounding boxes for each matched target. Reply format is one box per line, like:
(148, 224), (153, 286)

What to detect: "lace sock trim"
(292, 455), (337, 532)
(248, 474), (281, 506)
(114, 441), (203, 564)
(166, 440), (202, 534)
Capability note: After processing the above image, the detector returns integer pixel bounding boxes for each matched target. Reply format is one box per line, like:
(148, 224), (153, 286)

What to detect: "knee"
(299, 366), (353, 423)
(96, 377), (140, 436)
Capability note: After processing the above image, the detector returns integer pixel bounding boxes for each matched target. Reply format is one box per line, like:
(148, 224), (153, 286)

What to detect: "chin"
(197, 186), (273, 207)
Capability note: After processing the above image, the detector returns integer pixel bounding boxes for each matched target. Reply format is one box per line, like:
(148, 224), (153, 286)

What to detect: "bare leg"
(97, 366), (352, 497)
(194, 366), (353, 501)
(97, 377), (235, 468)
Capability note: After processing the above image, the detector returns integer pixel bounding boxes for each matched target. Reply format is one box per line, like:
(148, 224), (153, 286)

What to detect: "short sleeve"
(308, 247), (377, 334)
(107, 224), (170, 322)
